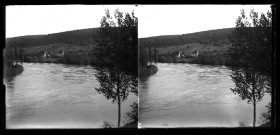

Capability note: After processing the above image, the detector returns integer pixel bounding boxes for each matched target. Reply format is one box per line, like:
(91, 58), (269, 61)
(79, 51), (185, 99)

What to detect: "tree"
(259, 102), (271, 127)
(93, 9), (138, 127)
(126, 101), (138, 123)
(139, 47), (149, 68)
(228, 8), (272, 127)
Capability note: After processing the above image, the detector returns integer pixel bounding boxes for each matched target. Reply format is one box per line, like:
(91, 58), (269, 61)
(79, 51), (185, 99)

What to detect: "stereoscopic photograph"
(4, 5), (138, 128)
(138, 5), (273, 128)
(3, 4), (274, 129)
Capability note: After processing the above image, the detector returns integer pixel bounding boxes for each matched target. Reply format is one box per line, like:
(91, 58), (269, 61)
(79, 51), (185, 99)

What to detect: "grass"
(154, 43), (232, 65)
(5, 43), (97, 65)
(156, 43), (229, 56)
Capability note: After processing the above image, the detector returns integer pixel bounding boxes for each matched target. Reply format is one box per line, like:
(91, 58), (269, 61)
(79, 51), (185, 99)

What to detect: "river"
(139, 63), (271, 128)
(5, 62), (137, 129)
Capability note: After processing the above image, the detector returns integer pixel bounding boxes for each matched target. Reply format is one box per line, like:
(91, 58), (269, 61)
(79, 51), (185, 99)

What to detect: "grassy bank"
(22, 54), (97, 65)
(154, 43), (232, 66)
(4, 43), (97, 66)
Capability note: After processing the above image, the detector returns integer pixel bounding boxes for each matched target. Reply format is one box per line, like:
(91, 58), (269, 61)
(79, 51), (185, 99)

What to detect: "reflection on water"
(4, 63), (137, 129)
(139, 63), (270, 127)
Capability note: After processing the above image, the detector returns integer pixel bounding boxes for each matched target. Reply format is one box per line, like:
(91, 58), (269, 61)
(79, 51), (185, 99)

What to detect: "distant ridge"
(6, 27), (235, 48)
(139, 28), (235, 47)
(6, 27), (100, 47)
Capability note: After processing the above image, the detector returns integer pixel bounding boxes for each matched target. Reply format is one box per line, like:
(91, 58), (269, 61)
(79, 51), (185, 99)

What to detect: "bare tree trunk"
(14, 46), (18, 64)
(154, 46), (157, 63)
(252, 77), (256, 127)
(19, 47), (21, 62)
(117, 74), (121, 127)
(253, 100), (256, 127)
(118, 100), (121, 127)
(148, 46), (151, 65)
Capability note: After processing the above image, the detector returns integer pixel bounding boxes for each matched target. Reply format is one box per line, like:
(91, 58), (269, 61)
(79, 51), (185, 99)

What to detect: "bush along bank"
(139, 64), (158, 77)
(22, 53), (97, 66)
(157, 53), (233, 66)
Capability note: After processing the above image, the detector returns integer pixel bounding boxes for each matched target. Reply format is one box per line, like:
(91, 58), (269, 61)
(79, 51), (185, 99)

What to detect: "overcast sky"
(6, 5), (137, 38)
(138, 5), (271, 38)
(6, 5), (271, 38)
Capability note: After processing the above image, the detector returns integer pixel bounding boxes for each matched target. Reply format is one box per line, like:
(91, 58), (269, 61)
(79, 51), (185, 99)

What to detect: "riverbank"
(122, 121), (137, 128)
(5, 63), (138, 129)
(139, 63), (271, 127)
(4, 62), (24, 77)
(139, 65), (158, 77)
(157, 53), (232, 66)
(23, 53), (97, 66)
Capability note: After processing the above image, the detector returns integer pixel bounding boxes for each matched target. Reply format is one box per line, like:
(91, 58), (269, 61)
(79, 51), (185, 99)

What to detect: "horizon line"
(7, 27), (235, 39)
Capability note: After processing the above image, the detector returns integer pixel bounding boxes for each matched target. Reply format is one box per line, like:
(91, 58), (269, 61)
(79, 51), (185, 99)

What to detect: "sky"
(6, 5), (271, 38)
(6, 5), (137, 38)
(138, 5), (271, 38)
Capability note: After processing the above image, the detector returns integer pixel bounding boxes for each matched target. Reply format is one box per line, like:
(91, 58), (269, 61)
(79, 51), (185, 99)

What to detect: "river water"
(5, 63), (137, 129)
(139, 63), (270, 128)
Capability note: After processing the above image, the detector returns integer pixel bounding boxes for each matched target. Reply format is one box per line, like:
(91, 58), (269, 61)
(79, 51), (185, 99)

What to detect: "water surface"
(5, 63), (137, 128)
(139, 63), (270, 127)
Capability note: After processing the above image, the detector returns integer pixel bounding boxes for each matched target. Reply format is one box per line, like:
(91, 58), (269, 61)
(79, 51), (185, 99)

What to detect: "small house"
(44, 51), (51, 58)
(57, 49), (64, 57)
(191, 50), (199, 57)
(177, 51), (185, 59)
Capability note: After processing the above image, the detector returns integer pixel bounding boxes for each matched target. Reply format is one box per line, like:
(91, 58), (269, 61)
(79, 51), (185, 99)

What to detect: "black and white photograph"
(3, 4), (275, 130)
(4, 5), (138, 128)
(138, 5), (273, 128)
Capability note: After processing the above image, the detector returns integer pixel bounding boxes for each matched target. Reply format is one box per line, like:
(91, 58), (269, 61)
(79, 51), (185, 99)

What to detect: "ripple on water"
(5, 63), (137, 128)
(139, 63), (271, 127)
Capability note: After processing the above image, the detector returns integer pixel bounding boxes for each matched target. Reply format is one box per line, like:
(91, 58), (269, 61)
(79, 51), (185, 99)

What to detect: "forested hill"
(139, 28), (235, 47)
(5, 28), (100, 47)
(6, 27), (235, 48)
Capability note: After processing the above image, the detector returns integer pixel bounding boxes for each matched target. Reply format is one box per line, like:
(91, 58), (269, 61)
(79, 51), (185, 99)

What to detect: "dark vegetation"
(6, 28), (99, 47)
(5, 28), (100, 65)
(139, 47), (158, 77)
(101, 101), (138, 128)
(122, 101), (138, 128)
(63, 53), (96, 65)
(94, 9), (138, 128)
(228, 8), (273, 127)
(140, 28), (234, 48)
(139, 28), (235, 66)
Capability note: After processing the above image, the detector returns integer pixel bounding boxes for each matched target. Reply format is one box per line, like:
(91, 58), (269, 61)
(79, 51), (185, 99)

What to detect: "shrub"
(197, 53), (216, 65)
(101, 121), (116, 128)
(63, 53), (89, 65)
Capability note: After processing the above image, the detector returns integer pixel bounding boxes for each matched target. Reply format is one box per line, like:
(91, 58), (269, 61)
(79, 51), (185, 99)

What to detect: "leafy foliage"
(101, 121), (116, 128)
(93, 9), (138, 127)
(93, 9), (138, 77)
(228, 8), (272, 127)
(95, 68), (137, 103)
(139, 47), (149, 68)
(230, 70), (266, 104)
(125, 101), (138, 123)
(259, 102), (271, 127)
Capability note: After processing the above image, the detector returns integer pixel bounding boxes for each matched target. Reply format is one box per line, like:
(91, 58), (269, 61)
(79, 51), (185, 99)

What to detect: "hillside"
(5, 28), (100, 48)
(6, 27), (234, 48)
(139, 28), (235, 65)
(139, 28), (234, 48)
